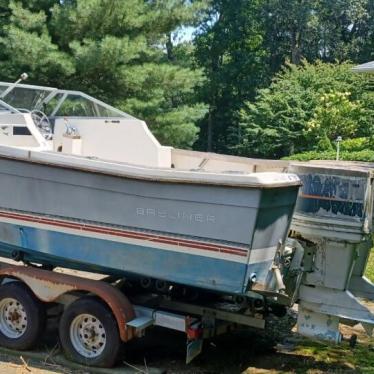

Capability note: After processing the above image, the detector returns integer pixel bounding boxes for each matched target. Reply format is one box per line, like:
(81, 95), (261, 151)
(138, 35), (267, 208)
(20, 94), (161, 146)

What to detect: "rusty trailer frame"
(0, 261), (266, 364)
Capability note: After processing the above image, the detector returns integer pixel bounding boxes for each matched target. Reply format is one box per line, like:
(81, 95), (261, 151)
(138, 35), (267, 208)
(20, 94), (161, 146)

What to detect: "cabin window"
(13, 126), (32, 136)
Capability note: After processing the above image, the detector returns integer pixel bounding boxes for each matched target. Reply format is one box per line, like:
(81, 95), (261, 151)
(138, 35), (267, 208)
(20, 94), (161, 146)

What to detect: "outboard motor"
(289, 161), (374, 343)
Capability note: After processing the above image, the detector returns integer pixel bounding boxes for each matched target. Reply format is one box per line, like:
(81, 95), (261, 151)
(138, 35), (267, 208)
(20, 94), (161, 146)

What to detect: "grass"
(292, 339), (374, 373)
(365, 248), (374, 282)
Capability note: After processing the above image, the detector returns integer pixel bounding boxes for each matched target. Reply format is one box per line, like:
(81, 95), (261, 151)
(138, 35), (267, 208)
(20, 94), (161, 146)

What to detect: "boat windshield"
(0, 82), (133, 119)
(0, 85), (52, 112)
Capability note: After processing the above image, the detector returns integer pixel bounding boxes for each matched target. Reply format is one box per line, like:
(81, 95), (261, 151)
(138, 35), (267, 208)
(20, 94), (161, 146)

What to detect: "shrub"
(340, 137), (370, 152)
(283, 150), (374, 162)
(315, 133), (334, 151)
(306, 91), (362, 141)
(238, 61), (374, 159)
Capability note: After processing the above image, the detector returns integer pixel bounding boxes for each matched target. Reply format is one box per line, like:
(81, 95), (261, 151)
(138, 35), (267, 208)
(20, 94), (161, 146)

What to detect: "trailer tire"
(59, 297), (121, 368)
(0, 282), (46, 350)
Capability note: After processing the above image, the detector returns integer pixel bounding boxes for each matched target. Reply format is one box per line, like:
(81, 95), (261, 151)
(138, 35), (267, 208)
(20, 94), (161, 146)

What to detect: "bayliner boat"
(0, 76), (301, 295)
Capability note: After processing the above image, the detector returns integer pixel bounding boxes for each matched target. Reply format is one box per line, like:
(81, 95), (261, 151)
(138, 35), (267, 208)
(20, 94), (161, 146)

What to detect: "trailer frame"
(0, 260), (267, 365)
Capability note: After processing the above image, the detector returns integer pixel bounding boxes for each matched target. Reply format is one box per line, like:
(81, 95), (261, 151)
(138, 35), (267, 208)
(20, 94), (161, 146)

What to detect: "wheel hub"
(70, 314), (106, 358)
(0, 297), (27, 338)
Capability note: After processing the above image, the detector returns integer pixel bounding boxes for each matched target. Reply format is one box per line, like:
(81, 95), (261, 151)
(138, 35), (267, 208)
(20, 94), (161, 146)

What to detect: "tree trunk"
(207, 107), (213, 152)
(291, 29), (301, 64)
(166, 33), (174, 61)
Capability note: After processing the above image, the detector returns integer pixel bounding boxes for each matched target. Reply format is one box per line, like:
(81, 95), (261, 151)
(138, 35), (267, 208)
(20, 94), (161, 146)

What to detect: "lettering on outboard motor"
(296, 174), (365, 219)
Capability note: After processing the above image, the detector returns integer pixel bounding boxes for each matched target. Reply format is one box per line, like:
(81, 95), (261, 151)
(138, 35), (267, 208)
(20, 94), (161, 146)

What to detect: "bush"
(306, 91), (362, 141)
(340, 137), (369, 152)
(283, 151), (336, 161)
(315, 133), (334, 151)
(283, 150), (374, 162)
(237, 61), (374, 159)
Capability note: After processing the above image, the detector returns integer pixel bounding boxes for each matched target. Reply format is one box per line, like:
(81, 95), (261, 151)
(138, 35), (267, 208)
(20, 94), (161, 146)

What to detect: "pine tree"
(0, 0), (208, 148)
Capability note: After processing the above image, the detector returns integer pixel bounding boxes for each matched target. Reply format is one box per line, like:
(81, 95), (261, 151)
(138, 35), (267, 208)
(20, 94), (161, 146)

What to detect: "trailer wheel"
(0, 282), (46, 350)
(59, 297), (121, 367)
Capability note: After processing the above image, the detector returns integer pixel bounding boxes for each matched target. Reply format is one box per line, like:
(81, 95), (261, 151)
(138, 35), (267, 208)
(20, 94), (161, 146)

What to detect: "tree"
(315, 0), (374, 62)
(261, 0), (318, 68)
(260, 0), (374, 72)
(0, 1), (74, 86)
(0, 0), (208, 148)
(0, 0), (373, 153)
(193, 0), (373, 154)
(237, 61), (374, 159)
(194, 0), (267, 153)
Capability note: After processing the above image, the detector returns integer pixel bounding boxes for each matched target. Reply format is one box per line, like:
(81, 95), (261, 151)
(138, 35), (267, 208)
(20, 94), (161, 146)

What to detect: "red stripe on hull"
(0, 210), (248, 257)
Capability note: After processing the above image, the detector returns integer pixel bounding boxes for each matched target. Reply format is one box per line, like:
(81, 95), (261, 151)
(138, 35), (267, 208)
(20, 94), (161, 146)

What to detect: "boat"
(0, 77), (301, 296)
(1, 76), (374, 360)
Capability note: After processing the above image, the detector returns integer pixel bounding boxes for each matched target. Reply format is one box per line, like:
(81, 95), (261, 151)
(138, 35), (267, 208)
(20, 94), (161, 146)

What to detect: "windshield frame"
(0, 81), (134, 119)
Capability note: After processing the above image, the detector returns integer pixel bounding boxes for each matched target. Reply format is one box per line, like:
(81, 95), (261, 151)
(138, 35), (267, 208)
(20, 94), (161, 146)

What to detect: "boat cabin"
(0, 80), (287, 173)
(0, 81), (173, 168)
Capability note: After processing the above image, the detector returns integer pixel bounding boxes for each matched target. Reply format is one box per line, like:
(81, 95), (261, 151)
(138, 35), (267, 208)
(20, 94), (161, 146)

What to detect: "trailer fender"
(0, 264), (135, 342)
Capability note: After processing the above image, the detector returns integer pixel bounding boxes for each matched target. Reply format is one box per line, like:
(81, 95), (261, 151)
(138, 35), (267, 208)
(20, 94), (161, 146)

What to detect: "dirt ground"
(0, 308), (372, 374)
(0, 261), (372, 373)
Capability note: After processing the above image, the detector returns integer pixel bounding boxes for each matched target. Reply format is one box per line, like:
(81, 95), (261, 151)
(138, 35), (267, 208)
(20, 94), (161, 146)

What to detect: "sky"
(176, 26), (196, 43)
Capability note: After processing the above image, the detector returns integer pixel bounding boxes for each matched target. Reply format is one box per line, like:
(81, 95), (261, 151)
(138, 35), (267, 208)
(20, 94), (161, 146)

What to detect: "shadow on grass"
(124, 328), (366, 373)
(4, 317), (372, 373)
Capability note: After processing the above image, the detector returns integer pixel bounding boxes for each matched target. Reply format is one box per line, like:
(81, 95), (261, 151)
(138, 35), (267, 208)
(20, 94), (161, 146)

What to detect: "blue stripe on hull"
(0, 222), (272, 294)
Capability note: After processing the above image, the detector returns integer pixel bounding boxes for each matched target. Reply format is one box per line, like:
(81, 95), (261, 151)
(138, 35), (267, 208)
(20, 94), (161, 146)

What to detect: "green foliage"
(284, 150), (374, 162)
(307, 92), (362, 140)
(0, 1), (75, 85)
(315, 133), (334, 152)
(118, 62), (207, 148)
(366, 249), (374, 283)
(237, 61), (374, 158)
(283, 135), (374, 162)
(194, 0), (373, 153)
(0, 0), (372, 153)
(340, 137), (370, 151)
(0, 0), (209, 148)
(194, 0), (268, 152)
(260, 0), (374, 68)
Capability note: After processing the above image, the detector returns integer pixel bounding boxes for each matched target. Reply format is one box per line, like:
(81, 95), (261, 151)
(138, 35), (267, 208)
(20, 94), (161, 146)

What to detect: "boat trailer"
(0, 260), (268, 365)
